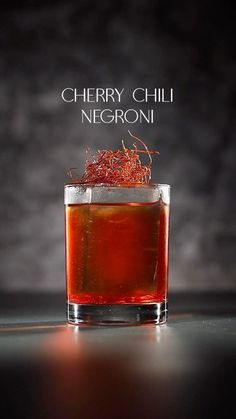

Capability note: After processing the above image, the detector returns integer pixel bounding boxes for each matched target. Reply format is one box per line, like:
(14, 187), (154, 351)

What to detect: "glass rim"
(64, 182), (170, 189)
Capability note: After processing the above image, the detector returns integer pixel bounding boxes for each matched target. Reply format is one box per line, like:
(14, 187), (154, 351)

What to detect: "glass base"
(67, 301), (168, 325)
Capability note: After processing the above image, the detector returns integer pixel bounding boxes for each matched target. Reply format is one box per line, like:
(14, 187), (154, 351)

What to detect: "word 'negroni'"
(81, 108), (154, 124)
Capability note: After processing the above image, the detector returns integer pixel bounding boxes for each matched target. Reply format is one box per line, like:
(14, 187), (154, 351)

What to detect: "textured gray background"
(0, 0), (235, 291)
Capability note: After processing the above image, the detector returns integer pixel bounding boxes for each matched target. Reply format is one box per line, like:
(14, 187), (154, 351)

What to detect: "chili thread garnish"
(70, 131), (159, 185)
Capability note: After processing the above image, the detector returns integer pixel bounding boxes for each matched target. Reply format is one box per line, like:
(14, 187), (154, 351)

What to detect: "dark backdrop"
(0, 0), (235, 291)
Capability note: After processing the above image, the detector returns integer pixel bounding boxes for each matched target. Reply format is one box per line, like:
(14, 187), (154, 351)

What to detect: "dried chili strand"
(72, 132), (158, 185)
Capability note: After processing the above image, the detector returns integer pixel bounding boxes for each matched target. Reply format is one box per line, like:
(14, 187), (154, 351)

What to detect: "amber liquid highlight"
(65, 201), (169, 305)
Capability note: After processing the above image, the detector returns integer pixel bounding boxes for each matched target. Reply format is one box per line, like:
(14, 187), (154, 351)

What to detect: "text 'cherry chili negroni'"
(65, 132), (170, 325)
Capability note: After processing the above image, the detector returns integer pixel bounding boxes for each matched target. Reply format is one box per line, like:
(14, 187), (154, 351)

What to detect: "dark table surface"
(0, 292), (235, 419)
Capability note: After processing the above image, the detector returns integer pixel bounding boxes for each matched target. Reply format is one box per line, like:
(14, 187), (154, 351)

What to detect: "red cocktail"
(65, 184), (170, 324)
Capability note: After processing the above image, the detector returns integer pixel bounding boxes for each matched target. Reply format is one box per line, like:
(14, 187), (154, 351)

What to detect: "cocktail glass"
(65, 183), (170, 325)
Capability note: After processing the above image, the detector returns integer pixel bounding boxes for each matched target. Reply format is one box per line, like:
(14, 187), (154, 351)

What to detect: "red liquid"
(65, 201), (169, 304)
